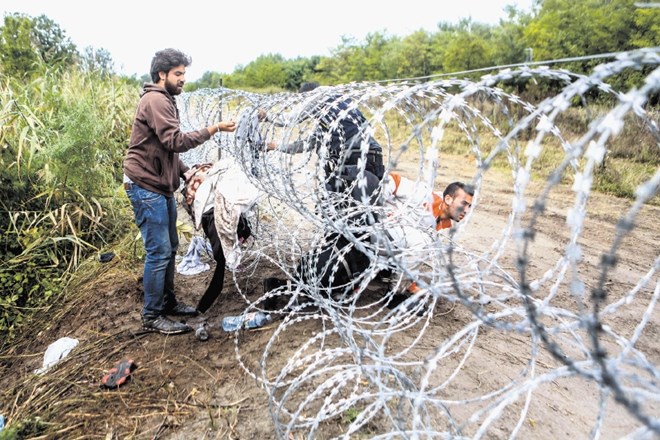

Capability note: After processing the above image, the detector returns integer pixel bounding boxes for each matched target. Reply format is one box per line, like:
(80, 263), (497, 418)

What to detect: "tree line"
(1, 0), (658, 94)
(189, 0), (659, 96)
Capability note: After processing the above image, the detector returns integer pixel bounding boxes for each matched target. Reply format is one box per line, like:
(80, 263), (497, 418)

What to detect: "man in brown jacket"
(123, 48), (236, 335)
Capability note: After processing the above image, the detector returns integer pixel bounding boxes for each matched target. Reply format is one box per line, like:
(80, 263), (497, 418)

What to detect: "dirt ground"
(0, 152), (658, 439)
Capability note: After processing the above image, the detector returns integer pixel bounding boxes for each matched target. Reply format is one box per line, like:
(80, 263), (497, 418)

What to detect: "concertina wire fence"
(177, 48), (660, 439)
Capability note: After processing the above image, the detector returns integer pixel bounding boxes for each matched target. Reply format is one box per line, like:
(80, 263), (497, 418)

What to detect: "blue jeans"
(125, 183), (179, 317)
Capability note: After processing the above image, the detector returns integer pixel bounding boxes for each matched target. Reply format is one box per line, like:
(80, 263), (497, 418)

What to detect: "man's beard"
(165, 79), (182, 95)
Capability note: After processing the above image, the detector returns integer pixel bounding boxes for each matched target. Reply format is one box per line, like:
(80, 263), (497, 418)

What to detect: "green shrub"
(0, 68), (137, 338)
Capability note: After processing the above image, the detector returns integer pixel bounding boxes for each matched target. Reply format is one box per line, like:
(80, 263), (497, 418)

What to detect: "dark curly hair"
(150, 48), (192, 83)
(443, 182), (475, 198)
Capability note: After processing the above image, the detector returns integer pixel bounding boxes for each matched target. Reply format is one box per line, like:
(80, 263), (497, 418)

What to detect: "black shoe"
(262, 277), (289, 311)
(386, 293), (410, 309)
(386, 293), (427, 316)
(263, 277), (287, 293)
(165, 302), (199, 316)
(377, 269), (393, 284)
(397, 295), (428, 316)
(142, 315), (192, 335)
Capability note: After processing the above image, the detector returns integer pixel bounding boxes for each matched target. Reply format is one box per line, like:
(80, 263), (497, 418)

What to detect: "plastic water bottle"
(221, 315), (243, 332)
(221, 312), (271, 332)
(246, 312), (272, 329)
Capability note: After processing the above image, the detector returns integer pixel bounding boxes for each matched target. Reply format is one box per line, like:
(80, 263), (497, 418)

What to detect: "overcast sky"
(1, 0), (534, 81)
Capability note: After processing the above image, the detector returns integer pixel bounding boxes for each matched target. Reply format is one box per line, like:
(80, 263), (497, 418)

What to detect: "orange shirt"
(429, 192), (452, 231)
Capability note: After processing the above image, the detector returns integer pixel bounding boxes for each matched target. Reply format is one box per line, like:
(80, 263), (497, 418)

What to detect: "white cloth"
(382, 173), (437, 230)
(212, 162), (261, 270)
(381, 224), (435, 271)
(190, 157), (262, 271)
(34, 337), (79, 375)
(192, 163), (225, 229)
(176, 236), (212, 275)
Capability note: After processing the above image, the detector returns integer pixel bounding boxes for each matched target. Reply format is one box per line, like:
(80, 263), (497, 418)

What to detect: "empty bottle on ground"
(221, 311), (272, 332)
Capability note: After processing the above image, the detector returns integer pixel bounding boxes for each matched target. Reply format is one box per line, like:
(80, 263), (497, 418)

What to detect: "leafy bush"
(0, 68), (137, 338)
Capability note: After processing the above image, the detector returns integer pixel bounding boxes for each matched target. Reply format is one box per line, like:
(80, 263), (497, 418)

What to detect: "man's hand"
(217, 120), (237, 132)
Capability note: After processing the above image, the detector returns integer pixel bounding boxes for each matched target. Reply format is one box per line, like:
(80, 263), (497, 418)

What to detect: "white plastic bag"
(34, 336), (79, 375)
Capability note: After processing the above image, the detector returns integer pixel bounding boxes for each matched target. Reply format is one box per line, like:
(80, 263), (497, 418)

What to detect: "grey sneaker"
(142, 315), (192, 335)
(165, 302), (199, 317)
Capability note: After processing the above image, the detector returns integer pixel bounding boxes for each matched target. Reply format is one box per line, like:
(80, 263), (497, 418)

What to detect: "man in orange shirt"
(384, 173), (473, 230)
(432, 181), (474, 229)
(377, 173), (474, 312)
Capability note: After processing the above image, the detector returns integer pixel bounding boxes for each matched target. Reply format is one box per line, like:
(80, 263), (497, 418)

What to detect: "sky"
(1, 0), (535, 82)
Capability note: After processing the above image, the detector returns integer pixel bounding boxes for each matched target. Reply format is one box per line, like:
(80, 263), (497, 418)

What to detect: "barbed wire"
(375, 48), (650, 84)
(178, 47), (660, 438)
